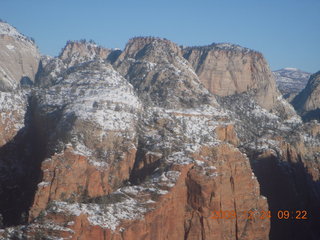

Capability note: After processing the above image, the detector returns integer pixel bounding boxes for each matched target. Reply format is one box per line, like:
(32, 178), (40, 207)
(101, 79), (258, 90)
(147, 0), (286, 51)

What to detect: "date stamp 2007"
(210, 210), (308, 220)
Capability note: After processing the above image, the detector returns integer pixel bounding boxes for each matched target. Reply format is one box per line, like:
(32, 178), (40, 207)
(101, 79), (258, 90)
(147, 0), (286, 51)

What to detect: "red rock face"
(29, 146), (137, 221)
(21, 144), (269, 240)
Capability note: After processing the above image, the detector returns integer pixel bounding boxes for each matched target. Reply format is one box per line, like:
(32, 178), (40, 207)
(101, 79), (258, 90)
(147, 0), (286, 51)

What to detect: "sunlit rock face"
(182, 43), (297, 119)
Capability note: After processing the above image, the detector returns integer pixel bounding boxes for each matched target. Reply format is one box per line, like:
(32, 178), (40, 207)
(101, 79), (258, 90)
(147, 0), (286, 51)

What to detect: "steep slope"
(292, 71), (320, 121)
(182, 43), (296, 118)
(273, 68), (310, 99)
(0, 21), (40, 91)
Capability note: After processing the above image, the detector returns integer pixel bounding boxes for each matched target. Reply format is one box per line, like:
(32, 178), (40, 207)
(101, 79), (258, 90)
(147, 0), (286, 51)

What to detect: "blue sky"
(0, 0), (319, 72)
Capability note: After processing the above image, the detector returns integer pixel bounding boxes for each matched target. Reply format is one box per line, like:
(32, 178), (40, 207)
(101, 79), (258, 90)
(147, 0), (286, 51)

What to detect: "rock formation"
(0, 24), (319, 240)
(59, 40), (111, 68)
(182, 43), (296, 119)
(114, 37), (217, 108)
(292, 71), (320, 121)
(0, 21), (40, 91)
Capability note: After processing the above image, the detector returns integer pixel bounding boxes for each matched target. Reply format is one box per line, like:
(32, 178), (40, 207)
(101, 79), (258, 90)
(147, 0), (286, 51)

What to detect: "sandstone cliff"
(182, 43), (295, 118)
(0, 21), (40, 91)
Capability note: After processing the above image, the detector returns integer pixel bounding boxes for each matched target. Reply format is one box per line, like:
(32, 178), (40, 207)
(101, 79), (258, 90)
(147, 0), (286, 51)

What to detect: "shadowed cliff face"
(0, 33), (320, 240)
(292, 71), (320, 121)
(0, 96), (47, 227)
(249, 151), (320, 240)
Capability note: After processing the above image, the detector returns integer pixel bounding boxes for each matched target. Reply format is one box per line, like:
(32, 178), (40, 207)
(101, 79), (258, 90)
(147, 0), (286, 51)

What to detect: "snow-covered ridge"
(0, 22), (24, 38)
(184, 42), (256, 54)
(283, 67), (299, 71)
(0, 22), (32, 43)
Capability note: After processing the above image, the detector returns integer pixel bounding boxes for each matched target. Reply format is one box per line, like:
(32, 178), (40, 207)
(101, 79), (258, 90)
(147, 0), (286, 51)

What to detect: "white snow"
(30, 222), (75, 233)
(166, 152), (194, 165)
(40, 63), (141, 133)
(50, 197), (148, 231)
(38, 182), (50, 187)
(6, 44), (15, 50)
(0, 91), (26, 132)
(0, 22), (24, 38)
(283, 67), (299, 71)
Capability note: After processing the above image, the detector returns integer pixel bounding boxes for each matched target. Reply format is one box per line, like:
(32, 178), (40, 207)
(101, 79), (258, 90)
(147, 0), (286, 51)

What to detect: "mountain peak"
(122, 36), (182, 61)
(58, 39), (112, 68)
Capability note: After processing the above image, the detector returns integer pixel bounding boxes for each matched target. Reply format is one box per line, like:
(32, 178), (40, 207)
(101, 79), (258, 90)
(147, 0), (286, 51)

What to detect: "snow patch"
(6, 44), (15, 50)
(50, 197), (147, 231)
